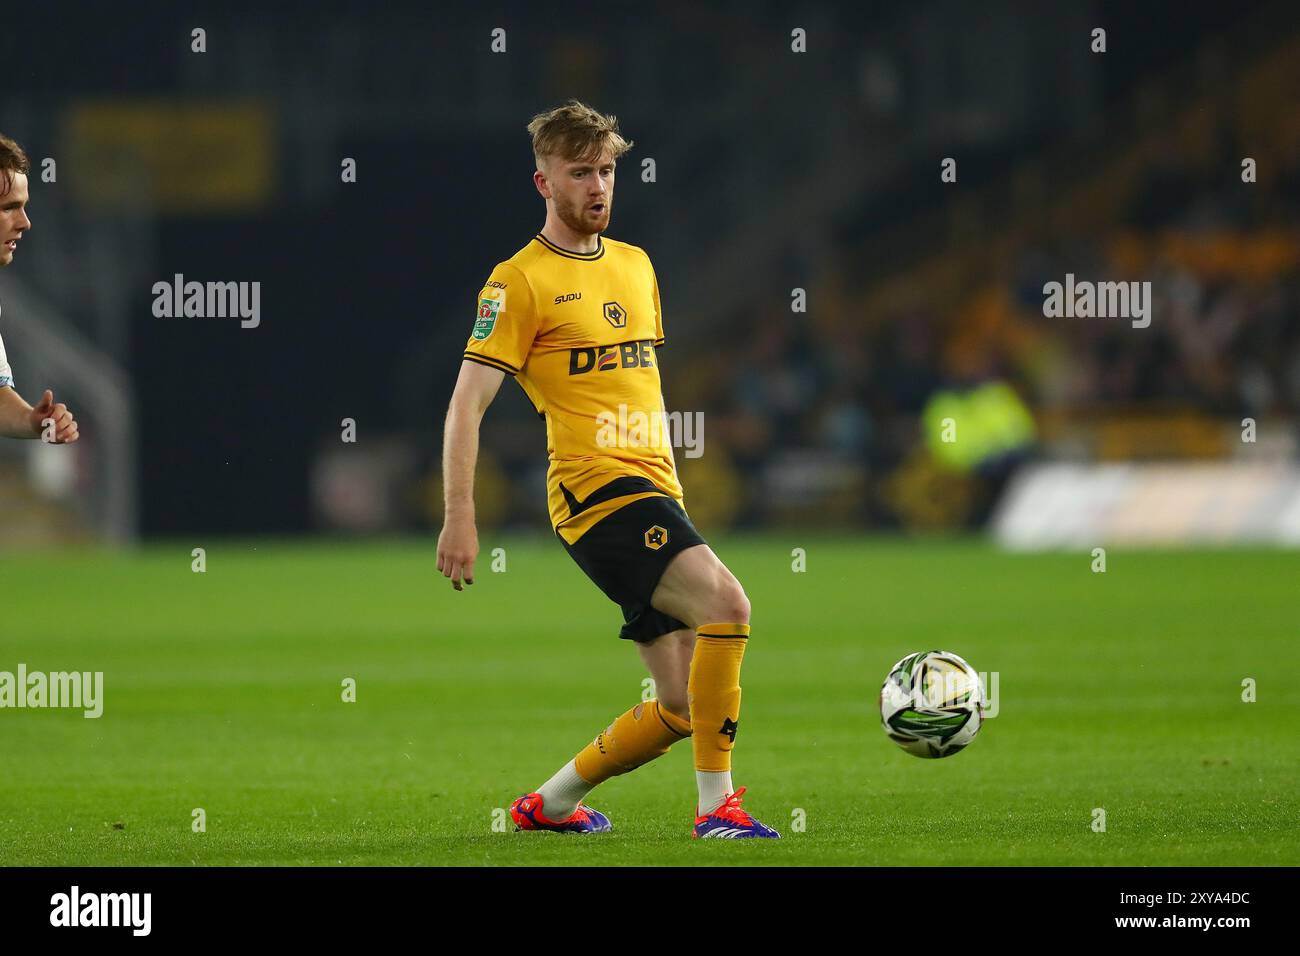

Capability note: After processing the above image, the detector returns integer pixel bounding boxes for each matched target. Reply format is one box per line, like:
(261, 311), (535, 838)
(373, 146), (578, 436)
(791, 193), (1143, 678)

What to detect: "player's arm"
(436, 359), (506, 591)
(0, 386), (78, 442)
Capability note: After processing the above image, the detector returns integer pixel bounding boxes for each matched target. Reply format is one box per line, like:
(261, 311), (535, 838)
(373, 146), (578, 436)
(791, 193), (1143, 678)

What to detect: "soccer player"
(0, 133), (78, 444)
(436, 101), (778, 839)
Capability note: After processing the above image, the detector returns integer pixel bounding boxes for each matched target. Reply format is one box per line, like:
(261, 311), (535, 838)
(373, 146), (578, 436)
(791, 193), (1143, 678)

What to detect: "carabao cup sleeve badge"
(473, 290), (503, 340)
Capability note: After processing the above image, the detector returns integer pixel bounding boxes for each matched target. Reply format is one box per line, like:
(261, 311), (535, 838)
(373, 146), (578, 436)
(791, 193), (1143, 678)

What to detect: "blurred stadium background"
(2, 0), (1299, 550)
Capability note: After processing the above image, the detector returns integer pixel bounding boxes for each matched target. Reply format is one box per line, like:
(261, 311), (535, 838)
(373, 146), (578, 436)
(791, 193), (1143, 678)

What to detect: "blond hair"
(527, 99), (633, 173)
(0, 132), (30, 196)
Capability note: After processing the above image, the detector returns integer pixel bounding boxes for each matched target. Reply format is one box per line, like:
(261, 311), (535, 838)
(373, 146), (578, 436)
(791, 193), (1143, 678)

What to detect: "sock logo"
(719, 717), (739, 743)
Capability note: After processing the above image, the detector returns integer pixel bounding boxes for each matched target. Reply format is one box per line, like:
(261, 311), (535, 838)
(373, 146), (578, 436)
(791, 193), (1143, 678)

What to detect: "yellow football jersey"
(464, 233), (683, 543)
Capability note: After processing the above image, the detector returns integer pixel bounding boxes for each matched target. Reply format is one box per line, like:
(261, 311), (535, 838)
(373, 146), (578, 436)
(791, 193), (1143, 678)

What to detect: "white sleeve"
(0, 328), (12, 389)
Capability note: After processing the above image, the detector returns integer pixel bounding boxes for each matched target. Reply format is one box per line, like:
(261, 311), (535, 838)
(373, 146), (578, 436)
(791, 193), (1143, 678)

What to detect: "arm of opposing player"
(0, 385), (34, 438)
(0, 386), (77, 442)
(436, 360), (506, 591)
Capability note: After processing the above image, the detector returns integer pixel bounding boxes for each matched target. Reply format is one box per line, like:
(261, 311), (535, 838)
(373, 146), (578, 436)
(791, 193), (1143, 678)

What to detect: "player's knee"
(711, 580), (750, 627)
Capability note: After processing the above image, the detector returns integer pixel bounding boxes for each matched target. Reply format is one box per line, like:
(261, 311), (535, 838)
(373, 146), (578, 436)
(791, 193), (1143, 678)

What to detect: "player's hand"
(436, 516), (478, 591)
(29, 389), (79, 444)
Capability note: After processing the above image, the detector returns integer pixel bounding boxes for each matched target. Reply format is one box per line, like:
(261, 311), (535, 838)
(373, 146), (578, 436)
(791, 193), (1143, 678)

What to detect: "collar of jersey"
(534, 233), (605, 261)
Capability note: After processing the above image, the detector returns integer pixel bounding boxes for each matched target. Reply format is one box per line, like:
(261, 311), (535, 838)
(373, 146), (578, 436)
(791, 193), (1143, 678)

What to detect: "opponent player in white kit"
(0, 132), (78, 444)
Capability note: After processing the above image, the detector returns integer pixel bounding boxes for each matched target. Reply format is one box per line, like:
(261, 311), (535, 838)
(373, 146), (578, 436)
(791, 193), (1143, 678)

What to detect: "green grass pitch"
(1, 536), (1296, 866)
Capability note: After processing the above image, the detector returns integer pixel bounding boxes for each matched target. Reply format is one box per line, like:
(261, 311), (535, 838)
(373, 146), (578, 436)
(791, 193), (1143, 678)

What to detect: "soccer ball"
(879, 650), (985, 758)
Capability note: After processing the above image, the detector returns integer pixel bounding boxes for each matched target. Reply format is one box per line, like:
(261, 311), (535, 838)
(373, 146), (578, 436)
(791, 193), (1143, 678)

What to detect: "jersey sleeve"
(0, 330), (13, 389)
(462, 262), (539, 376)
(651, 263), (665, 347)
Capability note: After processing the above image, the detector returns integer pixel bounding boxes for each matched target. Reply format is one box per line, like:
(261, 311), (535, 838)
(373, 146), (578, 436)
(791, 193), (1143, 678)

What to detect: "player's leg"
(522, 625), (694, 829)
(512, 493), (733, 834)
(636, 626), (694, 722)
(650, 543), (748, 811)
(652, 544), (779, 838)
(650, 542), (750, 629)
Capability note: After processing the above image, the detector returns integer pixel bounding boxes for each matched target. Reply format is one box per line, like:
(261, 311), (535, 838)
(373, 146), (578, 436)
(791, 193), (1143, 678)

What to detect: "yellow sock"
(688, 623), (750, 772)
(573, 699), (691, 786)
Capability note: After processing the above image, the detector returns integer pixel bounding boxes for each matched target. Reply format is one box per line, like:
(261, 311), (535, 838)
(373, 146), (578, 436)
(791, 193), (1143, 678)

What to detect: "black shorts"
(560, 489), (707, 643)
